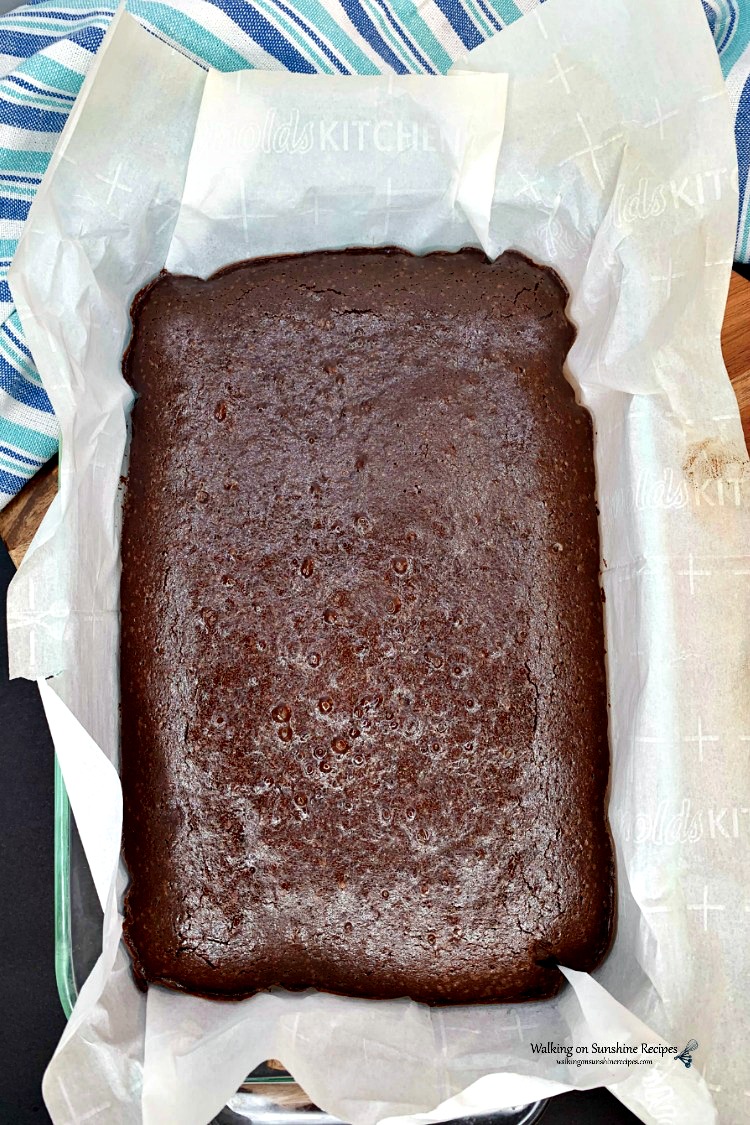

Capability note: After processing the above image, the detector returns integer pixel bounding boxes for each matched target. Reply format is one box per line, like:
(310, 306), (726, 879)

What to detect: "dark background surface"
(0, 538), (639, 1124)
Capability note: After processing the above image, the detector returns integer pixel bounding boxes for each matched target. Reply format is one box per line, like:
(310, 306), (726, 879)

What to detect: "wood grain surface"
(722, 270), (750, 441)
(0, 454), (57, 568)
(2, 270), (748, 569)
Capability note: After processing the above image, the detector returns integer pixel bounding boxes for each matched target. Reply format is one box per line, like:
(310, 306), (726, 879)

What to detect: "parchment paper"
(6, 0), (749, 1122)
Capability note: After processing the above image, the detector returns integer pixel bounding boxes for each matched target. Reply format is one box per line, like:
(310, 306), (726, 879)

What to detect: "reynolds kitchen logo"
(613, 171), (738, 227)
(235, 109), (460, 156)
(603, 464), (749, 518)
(617, 798), (750, 845)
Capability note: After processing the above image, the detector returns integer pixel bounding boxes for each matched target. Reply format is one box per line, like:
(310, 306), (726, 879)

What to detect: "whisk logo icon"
(675, 1040), (698, 1068)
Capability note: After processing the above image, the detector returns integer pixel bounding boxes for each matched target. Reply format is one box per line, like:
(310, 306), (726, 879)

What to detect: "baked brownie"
(120, 249), (613, 1004)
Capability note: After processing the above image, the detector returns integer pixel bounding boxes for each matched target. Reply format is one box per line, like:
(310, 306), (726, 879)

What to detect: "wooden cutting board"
(2, 270), (750, 568)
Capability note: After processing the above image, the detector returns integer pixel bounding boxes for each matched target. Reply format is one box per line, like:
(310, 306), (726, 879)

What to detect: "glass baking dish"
(54, 760), (547, 1124)
(54, 758), (291, 1088)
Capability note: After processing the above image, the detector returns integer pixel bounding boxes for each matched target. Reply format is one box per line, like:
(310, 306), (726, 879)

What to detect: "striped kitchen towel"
(0, 0), (747, 508)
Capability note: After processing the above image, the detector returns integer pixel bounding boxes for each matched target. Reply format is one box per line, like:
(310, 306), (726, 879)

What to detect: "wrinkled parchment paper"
(7, 0), (750, 1121)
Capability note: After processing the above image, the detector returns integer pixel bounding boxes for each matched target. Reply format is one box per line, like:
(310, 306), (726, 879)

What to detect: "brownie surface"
(120, 248), (613, 1004)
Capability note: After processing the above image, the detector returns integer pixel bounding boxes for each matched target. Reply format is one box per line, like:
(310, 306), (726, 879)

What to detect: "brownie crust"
(120, 248), (614, 1005)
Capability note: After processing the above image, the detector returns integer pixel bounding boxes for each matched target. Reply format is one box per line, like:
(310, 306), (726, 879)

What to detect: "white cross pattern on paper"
(703, 246), (735, 297)
(643, 97), (679, 141)
(533, 6), (549, 40)
(216, 177), (272, 242)
(663, 406), (694, 427)
(78, 1106), (113, 1123)
(95, 161), (133, 207)
(560, 113), (623, 190)
(677, 553), (711, 595)
(384, 176), (393, 239)
(383, 176), (427, 239)
(651, 256), (687, 301)
(705, 246), (733, 270)
(688, 884), (725, 930)
(57, 1074), (111, 1123)
(548, 53), (575, 95)
(683, 716), (718, 763)
(509, 1008), (544, 1041)
(153, 209), (177, 241)
(514, 170), (545, 202)
(237, 176), (249, 241)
